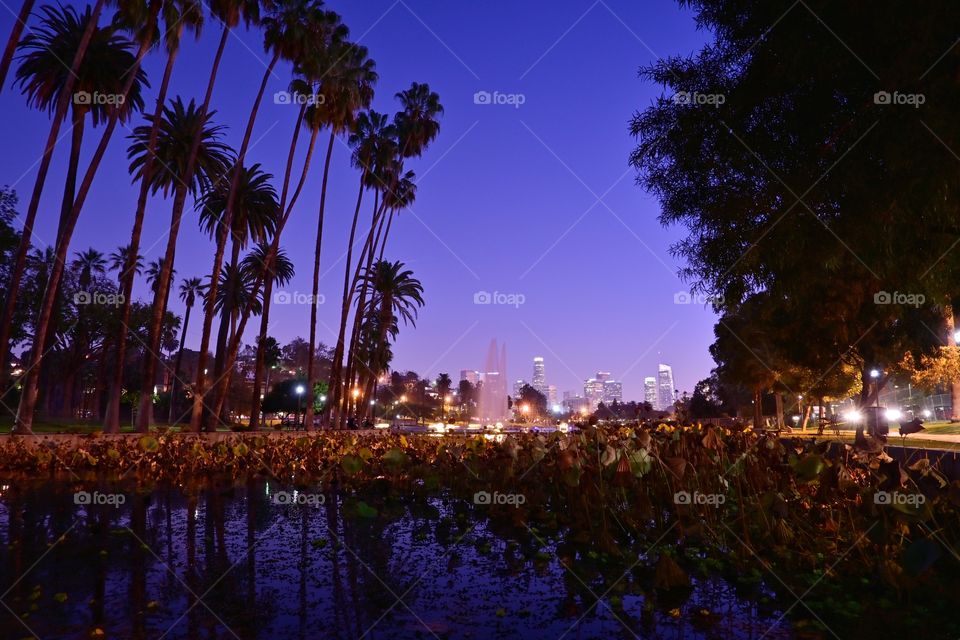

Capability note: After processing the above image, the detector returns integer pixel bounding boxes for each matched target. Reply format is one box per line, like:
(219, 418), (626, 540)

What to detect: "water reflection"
(0, 479), (792, 639)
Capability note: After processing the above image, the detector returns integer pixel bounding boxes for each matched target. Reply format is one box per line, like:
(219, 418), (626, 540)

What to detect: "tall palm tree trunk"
(58, 107), (85, 238)
(304, 132), (336, 430)
(210, 126), (320, 424)
(207, 241), (242, 426)
(191, 52), (279, 432)
(325, 177), (366, 429)
(15, 19), (155, 434)
(366, 291), (394, 419)
(0, 0), (104, 392)
(0, 0), (34, 93)
(135, 180), (190, 432)
(167, 300), (192, 425)
(377, 210), (394, 261)
(343, 198), (388, 409)
(38, 107), (85, 420)
(105, 43), (180, 432)
(249, 106), (307, 429)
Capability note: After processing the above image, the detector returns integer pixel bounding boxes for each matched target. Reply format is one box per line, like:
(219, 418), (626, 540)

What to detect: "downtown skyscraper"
(532, 357), (546, 396)
(644, 377), (657, 407)
(657, 364), (676, 410)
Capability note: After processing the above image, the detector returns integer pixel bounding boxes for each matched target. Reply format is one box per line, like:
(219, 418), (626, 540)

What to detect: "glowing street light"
(442, 394), (452, 422)
(295, 385), (305, 428)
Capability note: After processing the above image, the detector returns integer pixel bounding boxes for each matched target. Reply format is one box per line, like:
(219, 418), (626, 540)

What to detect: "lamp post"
(869, 369), (881, 406)
(295, 385), (305, 428)
(443, 394), (452, 423)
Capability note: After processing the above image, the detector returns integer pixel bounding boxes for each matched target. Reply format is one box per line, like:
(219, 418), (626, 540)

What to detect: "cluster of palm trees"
(0, 0), (441, 433)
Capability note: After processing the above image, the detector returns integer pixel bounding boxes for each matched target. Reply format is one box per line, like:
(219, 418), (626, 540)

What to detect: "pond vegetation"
(0, 424), (958, 638)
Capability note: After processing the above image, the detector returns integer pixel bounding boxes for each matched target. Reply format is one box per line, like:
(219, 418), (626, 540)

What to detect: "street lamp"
(295, 384), (305, 428)
(443, 394), (452, 422)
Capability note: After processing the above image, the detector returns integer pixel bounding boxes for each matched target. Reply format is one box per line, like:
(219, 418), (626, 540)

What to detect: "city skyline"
(469, 353), (673, 405)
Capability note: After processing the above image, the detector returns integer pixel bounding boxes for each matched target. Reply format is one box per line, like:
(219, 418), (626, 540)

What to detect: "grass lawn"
(0, 419), (240, 434)
(920, 420), (960, 435)
(789, 429), (960, 451)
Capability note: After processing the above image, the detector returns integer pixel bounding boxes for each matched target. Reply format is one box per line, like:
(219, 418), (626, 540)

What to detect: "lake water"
(0, 478), (794, 639)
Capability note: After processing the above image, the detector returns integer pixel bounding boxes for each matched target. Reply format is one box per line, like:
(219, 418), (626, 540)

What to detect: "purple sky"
(0, 0), (717, 400)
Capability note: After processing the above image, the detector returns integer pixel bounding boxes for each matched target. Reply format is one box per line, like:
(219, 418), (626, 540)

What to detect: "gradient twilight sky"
(0, 0), (719, 399)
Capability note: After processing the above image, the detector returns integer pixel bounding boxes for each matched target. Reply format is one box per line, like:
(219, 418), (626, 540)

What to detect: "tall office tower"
(644, 377), (657, 407)
(602, 380), (623, 404)
(562, 390), (573, 401)
(596, 371), (611, 383)
(547, 385), (558, 406)
(513, 379), (526, 397)
(460, 370), (480, 385)
(584, 378), (605, 409)
(532, 357), (546, 395)
(657, 364), (676, 411)
(563, 395), (590, 414)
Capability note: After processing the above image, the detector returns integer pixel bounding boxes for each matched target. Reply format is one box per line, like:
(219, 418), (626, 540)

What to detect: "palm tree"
(357, 260), (423, 413)
(246, 243), (294, 428)
(61, 248), (107, 418)
(190, 0), (334, 431)
(168, 276), (204, 425)
(145, 258), (176, 294)
(108, 244), (144, 287)
(326, 109), (397, 427)
(124, 97), (231, 433)
(15, 0), (163, 434)
(337, 85), (441, 426)
(196, 162), (279, 426)
(0, 0), (34, 93)
(73, 248), (107, 290)
(302, 37), (376, 429)
(109, 0), (203, 430)
(0, 2), (142, 396)
(343, 167), (416, 414)
(115, 0), (261, 431)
